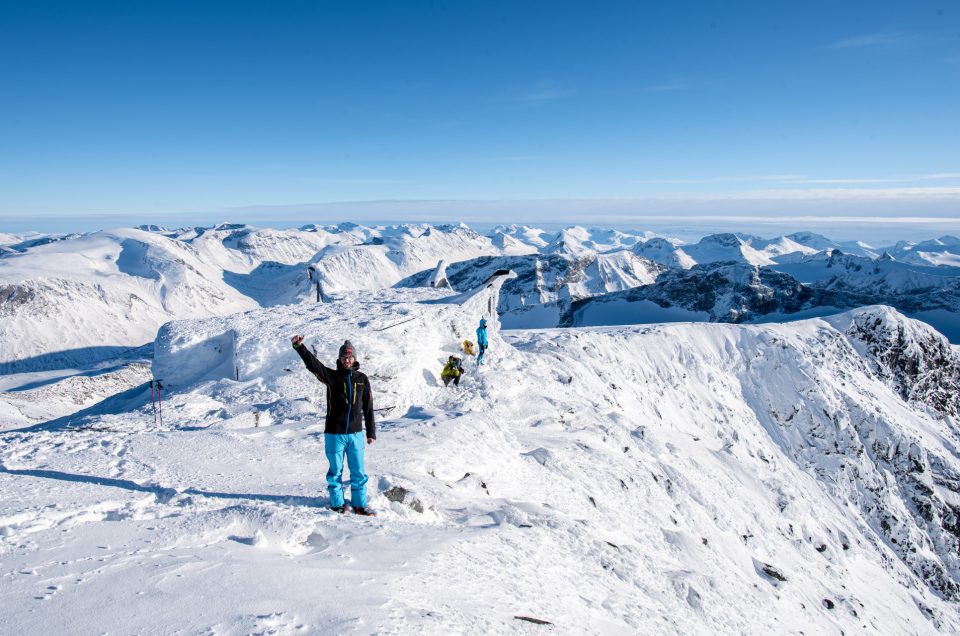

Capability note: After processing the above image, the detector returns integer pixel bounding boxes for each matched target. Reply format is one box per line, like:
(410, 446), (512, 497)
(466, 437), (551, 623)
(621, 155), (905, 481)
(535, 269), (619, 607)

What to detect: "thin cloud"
(916, 172), (960, 180)
(633, 175), (804, 185)
(780, 177), (900, 185)
(697, 186), (960, 200)
(633, 174), (960, 186)
(828, 32), (922, 49)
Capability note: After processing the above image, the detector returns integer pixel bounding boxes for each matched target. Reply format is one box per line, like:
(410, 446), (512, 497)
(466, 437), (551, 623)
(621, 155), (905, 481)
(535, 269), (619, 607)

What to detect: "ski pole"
(150, 381), (157, 425)
(157, 380), (164, 426)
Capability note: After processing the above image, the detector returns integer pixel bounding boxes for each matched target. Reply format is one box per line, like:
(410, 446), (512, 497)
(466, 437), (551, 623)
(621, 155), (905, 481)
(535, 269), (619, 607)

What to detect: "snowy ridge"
(398, 252), (665, 329)
(3, 292), (960, 632)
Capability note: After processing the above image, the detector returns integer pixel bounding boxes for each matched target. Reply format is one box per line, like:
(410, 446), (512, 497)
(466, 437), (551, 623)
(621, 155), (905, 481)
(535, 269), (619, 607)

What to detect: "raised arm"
(291, 335), (334, 384)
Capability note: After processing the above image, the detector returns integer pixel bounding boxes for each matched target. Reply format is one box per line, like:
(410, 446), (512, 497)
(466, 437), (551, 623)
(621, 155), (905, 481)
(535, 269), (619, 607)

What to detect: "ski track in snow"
(2, 288), (960, 632)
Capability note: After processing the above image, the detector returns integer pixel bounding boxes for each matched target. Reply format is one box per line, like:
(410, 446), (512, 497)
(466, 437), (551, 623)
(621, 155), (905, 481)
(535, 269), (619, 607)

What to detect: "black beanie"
(339, 340), (355, 359)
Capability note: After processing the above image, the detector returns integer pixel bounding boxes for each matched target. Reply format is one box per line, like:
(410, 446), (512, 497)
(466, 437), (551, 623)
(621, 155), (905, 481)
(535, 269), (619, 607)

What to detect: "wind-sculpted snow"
(4, 295), (960, 632)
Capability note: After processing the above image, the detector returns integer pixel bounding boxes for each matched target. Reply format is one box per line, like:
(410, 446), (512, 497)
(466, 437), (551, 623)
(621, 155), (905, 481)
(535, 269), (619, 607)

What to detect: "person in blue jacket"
(291, 335), (376, 516)
(476, 318), (489, 365)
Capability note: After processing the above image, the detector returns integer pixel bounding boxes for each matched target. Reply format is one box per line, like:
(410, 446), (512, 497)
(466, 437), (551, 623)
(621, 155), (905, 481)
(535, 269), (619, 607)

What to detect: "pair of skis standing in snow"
(291, 318), (490, 515)
(442, 318), (489, 387)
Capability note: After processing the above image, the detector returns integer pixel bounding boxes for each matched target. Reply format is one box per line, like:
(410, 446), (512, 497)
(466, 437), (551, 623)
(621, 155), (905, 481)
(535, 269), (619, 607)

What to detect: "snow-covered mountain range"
(5, 222), (960, 378)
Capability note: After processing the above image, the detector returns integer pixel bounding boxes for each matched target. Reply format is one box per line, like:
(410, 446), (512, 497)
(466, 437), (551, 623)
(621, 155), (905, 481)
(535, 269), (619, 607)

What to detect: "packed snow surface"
(2, 284), (960, 634)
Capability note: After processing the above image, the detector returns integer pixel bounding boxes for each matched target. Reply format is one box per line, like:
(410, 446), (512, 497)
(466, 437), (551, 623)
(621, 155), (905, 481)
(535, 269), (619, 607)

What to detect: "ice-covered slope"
(2, 295), (960, 633)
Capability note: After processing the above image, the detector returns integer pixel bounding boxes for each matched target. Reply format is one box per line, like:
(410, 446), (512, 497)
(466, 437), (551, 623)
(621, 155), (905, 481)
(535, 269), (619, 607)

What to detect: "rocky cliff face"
(837, 307), (960, 418)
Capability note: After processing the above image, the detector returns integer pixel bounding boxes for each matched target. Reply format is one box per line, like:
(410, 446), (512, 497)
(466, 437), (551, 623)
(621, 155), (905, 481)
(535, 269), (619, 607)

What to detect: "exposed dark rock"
(514, 616), (552, 625)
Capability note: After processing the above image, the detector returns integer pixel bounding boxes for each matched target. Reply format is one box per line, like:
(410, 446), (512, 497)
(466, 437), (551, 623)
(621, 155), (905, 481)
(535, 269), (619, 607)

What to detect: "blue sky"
(1, 0), (958, 238)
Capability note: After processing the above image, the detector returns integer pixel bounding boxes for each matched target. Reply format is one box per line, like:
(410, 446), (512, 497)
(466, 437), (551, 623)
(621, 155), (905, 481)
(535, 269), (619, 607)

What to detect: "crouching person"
(291, 335), (377, 516)
(441, 355), (465, 387)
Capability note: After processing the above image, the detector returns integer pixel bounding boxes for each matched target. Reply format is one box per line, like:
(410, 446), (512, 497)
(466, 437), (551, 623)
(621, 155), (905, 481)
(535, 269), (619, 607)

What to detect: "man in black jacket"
(291, 335), (377, 515)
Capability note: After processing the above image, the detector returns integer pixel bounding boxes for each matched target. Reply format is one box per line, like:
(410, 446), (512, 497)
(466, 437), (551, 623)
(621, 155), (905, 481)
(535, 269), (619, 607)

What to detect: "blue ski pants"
(324, 432), (368, 508)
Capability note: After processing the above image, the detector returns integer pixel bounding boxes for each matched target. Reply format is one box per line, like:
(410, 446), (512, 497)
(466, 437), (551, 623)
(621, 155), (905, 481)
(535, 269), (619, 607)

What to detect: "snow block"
(429, 259), (449, 289)
(153, 325), (238, 388)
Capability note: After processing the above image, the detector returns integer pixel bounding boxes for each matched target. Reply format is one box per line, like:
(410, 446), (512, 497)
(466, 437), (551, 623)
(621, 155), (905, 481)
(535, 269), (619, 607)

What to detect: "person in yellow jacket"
(441, 356), (465, 387)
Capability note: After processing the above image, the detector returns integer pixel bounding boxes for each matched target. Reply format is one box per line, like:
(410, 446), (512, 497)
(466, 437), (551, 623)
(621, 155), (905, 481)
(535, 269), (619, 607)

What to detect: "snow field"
(2, 288), (959, 633)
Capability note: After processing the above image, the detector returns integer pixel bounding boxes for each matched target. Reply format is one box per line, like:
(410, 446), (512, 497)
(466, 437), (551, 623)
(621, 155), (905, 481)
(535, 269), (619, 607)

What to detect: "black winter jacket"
(294, 344), (376, 439)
